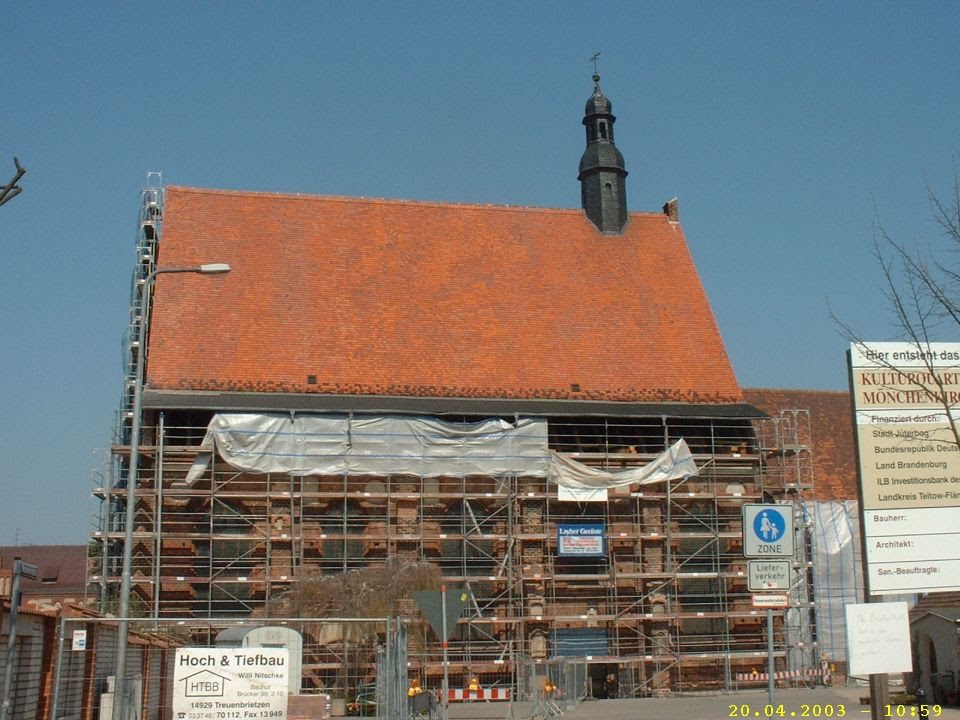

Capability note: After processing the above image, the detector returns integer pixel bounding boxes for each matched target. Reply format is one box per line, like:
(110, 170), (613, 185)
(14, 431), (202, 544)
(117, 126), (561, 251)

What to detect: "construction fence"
(28, 616), (606, 720)
(44, 616), (405, 720)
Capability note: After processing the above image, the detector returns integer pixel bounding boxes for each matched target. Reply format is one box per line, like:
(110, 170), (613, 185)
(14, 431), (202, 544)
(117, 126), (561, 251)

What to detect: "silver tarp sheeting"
(185, 414), (696, 498)
(805, 500), (864, 664)
(186, 413), (550, 480)
(549, 439), (698, 501)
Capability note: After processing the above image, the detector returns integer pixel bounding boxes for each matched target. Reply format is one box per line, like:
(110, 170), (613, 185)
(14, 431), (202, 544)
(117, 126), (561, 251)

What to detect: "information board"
(850, 342), (960, 594)
(173, 647), (289, 720)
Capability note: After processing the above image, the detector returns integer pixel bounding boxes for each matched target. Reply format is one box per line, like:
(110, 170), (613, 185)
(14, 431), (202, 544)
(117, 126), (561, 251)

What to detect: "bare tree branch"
(0, 157), (26, 208)
(837, 157), (960, 449)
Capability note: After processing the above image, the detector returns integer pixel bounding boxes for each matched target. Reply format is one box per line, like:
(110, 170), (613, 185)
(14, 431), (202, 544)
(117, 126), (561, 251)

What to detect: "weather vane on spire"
(590, 51), (601, 76)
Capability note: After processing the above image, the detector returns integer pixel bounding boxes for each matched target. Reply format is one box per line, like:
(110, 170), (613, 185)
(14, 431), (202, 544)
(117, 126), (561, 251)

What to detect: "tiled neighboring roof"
(913, 593), (960, 615)
(743, 388), (857, 501)
(147, 187), (743, 404)
(0, 545), (87, 598)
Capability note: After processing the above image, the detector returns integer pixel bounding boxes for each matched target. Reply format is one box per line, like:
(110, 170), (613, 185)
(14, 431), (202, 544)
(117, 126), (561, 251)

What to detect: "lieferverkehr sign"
(748, 559), (791, 591)
(173, 648), (289, 719)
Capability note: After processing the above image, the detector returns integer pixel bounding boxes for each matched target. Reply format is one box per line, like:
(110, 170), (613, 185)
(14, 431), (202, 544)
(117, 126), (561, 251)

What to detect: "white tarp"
(549, 439), (698, 501)
(185, 413), (550, 481)
(184, 414), (697, 500)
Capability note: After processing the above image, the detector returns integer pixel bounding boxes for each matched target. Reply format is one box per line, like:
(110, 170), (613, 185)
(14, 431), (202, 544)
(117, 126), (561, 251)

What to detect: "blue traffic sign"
(742, 504), (794, 557)
(752, 508), (786, 543)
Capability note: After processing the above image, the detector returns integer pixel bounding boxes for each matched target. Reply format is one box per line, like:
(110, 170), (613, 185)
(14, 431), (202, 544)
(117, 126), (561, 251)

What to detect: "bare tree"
(263, 559), (441, 622)
(260, 560), (441, 698)
(836, 158), (960, 448)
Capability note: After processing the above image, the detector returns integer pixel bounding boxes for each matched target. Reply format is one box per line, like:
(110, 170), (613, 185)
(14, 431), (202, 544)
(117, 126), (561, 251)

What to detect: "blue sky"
(2, 2), (959, 546)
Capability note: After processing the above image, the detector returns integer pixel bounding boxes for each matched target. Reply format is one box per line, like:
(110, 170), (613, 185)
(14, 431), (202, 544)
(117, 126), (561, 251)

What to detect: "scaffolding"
(91, 408), (816, 695)
(89, 178), (819, 694)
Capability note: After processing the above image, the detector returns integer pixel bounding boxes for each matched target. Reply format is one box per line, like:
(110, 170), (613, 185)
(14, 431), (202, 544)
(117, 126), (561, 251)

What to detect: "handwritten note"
(845, 602), (911, 676)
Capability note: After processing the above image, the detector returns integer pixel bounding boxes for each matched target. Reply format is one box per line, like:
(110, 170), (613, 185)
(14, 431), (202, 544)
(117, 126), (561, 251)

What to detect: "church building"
(92, 74), (829, 697)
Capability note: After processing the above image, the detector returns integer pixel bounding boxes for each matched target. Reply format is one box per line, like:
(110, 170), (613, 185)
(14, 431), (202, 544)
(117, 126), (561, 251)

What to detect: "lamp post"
(112, 263), (230, 720)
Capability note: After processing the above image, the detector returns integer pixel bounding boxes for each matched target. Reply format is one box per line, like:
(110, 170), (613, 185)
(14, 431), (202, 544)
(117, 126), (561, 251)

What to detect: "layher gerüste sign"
(557, 523), (606, 556)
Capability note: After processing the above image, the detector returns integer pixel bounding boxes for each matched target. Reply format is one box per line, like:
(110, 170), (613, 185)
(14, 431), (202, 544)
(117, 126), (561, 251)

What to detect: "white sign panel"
(748, 560), (792, 591)
(742, 504), (794, 557)
(850, 342), (960, 594)
(173, 648), (289, 720)
(752, 594), (789, 608)
(71, 630), (87, 651)
(845, 602), (912, 676)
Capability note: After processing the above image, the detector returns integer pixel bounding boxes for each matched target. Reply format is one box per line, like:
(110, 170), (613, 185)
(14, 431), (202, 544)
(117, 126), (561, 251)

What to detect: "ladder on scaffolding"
(118, 171), (163, 446)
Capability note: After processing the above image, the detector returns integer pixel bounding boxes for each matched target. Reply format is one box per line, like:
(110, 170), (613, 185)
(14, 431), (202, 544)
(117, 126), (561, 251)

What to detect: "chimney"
(663, 198), (679, 222)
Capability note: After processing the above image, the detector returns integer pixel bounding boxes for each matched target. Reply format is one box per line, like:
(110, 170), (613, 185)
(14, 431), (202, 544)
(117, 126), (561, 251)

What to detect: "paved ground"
(444, 686), (960, 720)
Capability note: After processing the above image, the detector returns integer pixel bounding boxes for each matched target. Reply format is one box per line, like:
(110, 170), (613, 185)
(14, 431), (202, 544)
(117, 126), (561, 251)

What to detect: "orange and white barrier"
(447, 688), (511, 701)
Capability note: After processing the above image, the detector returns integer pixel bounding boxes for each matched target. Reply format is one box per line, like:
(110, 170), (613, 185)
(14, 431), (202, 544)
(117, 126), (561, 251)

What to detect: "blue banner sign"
(557, 523), (606, 556)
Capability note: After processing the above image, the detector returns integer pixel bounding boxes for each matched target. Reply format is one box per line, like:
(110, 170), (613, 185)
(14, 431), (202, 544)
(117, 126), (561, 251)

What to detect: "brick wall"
(744, 388), (857, 501)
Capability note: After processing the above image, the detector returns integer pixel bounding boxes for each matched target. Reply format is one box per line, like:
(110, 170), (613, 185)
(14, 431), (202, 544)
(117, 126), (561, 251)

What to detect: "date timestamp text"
(728, 704), (942, 718)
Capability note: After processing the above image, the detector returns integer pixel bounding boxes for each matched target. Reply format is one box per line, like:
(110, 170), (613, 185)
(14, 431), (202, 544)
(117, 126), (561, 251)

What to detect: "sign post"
(441, 587), (449, 720)
(1, 558), (36, 720)
(742, 505), (794, 706)
(413, 586), (472, 720)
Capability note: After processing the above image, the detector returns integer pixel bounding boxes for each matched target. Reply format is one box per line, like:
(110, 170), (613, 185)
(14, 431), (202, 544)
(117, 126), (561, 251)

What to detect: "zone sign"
(742, 504), (794, 557)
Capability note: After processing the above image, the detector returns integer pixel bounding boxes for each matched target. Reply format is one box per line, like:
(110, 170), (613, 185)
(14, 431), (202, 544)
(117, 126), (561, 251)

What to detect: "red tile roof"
(147, 187), (743, 404)
(0, 545), (88, 601)
(743, 388), (858, 501)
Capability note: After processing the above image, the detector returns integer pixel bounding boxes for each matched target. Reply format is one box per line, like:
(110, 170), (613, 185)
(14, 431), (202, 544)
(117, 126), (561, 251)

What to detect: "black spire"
(578, 73), (628, 233)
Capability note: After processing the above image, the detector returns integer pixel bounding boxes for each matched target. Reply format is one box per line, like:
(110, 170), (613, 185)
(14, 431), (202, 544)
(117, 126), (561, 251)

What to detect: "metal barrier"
(516, 657), (587, 710)
(47, 616), (407, 720)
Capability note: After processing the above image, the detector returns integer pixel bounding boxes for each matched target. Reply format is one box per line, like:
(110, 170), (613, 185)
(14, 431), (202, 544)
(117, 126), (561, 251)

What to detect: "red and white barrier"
(447, 688), (512, 701)
(736, 669), (824, 683)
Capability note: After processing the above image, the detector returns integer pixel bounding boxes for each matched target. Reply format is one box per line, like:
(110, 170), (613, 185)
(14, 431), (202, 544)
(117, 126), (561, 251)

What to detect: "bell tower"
(578, 73), (628, 233)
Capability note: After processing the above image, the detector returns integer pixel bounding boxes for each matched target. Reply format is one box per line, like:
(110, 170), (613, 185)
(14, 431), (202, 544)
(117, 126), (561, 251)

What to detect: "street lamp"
(113, 263), (230, 719)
